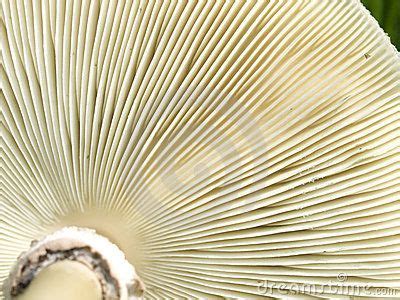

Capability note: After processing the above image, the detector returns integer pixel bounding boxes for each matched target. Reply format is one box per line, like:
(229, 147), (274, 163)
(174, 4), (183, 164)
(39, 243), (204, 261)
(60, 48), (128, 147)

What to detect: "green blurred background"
(361, 0), (399, 50)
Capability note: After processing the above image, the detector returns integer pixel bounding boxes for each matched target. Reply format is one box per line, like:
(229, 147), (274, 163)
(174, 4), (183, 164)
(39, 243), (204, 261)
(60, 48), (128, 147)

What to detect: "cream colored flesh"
(1, 0), (399, 298)
(15, 261), (102, 300)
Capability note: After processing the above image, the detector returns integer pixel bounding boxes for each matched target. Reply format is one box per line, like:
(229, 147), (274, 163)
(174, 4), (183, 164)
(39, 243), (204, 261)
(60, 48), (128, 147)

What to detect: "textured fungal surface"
(4, 227), (143, 299)
(1, 0), (399, 298)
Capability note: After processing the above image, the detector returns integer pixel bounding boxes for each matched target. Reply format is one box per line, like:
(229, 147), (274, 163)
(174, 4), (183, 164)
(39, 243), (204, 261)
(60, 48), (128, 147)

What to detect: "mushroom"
(1, 0), (399, 299)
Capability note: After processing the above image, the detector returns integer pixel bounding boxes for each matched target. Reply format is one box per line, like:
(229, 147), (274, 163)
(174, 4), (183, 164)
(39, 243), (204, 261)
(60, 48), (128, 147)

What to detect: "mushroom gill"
(1, 0), (399, 299)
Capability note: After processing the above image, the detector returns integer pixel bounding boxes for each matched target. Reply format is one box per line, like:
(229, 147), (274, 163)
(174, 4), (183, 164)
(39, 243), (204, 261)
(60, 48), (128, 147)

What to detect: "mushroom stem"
(3, 227), (144, 300)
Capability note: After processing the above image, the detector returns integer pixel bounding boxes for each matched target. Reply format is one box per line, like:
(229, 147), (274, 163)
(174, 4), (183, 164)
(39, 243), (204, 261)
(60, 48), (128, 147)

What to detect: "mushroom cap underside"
(1, 0), (399, 298)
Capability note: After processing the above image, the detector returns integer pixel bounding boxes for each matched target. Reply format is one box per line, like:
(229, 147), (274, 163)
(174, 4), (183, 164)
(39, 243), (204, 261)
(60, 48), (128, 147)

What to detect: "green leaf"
(362, 0), (400, 50)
